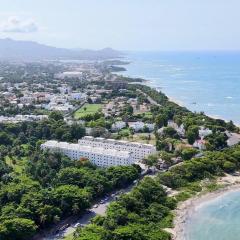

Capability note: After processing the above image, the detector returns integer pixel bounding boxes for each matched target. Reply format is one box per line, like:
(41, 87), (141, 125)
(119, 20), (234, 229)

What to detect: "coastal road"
(39, 183), (137, 240)
(136, 89), (161, 107)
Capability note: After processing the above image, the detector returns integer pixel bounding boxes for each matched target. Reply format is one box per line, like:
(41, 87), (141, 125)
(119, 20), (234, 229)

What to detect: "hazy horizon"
(1, 0), (240, 51)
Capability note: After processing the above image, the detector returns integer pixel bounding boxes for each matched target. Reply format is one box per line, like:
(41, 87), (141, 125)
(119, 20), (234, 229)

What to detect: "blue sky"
(0, 0), (239, 50)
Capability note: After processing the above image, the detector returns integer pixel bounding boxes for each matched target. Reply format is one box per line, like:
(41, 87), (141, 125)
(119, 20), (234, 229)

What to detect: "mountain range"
(0, 38), (122, 61)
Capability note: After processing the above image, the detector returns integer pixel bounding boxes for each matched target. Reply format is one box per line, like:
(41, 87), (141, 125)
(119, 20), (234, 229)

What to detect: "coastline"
(172, 175), (240, 240)
(118, 59), (240, 125)
(115, 65), (240, 239)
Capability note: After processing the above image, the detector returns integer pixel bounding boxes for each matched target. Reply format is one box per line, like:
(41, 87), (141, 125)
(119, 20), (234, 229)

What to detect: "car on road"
(74, 223), (83, 228)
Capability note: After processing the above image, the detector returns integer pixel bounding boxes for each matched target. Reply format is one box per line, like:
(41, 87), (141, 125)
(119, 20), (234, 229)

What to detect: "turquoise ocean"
(122, 51), (240, 124)
(121, 51), (240, 239)
(185, 190), (240, 240)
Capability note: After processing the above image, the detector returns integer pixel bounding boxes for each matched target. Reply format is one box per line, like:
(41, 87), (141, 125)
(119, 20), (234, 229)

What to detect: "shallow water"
(122, 51), (240, 124)
(185, 191), (240, 240)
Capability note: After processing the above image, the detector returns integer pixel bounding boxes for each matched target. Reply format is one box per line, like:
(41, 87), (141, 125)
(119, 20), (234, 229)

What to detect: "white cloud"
(0, 16), (38, 33)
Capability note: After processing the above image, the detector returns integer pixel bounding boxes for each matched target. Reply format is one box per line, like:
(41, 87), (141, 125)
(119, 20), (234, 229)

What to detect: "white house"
(193, 140), (206, 150)
(69, 92), (87, 101)
(167, 120), (185, 136)
(199, 127), (212, 139)
(111, 121), (126, 131)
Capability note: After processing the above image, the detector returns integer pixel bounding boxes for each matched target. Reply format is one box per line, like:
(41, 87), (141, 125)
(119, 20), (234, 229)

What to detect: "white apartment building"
(41, 140), (135, 167)
(78, 136), (156, 161)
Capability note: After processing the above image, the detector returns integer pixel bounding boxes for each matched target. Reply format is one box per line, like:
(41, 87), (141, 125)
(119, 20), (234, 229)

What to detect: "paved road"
(136, 89), (161, 107)
(39, 183), (136, 240)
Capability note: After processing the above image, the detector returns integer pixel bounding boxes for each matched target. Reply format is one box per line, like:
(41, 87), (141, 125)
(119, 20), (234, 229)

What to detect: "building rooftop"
(42, 140), (132, 158)
(81, 136), (155, 149)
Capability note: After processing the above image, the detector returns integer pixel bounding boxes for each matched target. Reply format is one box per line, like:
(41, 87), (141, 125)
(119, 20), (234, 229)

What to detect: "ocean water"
(185, 190), (240, 240)
(122, 51), (240, 124)
(121, 52), (240, 238)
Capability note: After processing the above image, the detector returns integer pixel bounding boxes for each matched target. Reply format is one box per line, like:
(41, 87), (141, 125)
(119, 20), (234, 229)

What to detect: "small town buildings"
(111, 121), (126, 131)
(69, 92), (87, 101)
(128, 121), (155, 132)
(20, 96), (35, 104)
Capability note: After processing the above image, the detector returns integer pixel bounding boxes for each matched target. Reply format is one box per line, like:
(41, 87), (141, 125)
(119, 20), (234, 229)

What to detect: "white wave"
(180, 80), (198, 83)
(207, 103), (216, 107)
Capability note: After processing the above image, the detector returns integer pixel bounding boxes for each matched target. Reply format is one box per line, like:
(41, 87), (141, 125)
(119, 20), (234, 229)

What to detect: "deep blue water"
(122, 51), (240, 124)
(185, 191), (240, 240)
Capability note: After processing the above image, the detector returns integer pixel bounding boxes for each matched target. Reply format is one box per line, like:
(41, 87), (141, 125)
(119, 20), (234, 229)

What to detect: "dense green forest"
(0, 111), (140, 239)
(0, 149), (140, 240)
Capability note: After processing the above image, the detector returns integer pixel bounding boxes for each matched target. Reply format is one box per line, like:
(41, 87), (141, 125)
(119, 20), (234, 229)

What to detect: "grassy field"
(74, 104), (102, 119)
(134, 111), (153, 119)
(64, 233), (74, 240)
(5, 144), (31, 174)
(123, 133), (156, 145)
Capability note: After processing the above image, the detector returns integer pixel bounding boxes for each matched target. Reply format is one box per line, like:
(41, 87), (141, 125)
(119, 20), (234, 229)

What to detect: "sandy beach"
(171, 174), (240, 240)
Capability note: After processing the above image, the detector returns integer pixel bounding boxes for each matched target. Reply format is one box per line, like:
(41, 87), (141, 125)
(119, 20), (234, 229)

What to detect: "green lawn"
(74, 104), (102, 119)
(134, 111), (153, 119)
(122, 133), (156, 145)
(64, 233), (74, 240)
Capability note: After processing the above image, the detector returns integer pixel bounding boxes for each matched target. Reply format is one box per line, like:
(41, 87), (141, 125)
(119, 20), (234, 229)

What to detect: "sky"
(0, 0), (240, 51)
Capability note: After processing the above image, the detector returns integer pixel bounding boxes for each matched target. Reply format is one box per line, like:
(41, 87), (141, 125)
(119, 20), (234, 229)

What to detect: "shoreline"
(118, 68), (240, 125)
(172, 175), (240, 240)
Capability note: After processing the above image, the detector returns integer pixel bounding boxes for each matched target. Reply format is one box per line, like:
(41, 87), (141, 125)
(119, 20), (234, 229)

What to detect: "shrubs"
(181, 148), (198, 160)
(159, 145), (240, 189)
(0, 149), (140, 240)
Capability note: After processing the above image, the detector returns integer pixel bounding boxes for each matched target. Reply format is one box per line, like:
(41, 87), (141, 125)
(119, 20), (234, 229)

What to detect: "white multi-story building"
(0, 114), (48, 123)
(78, 136), (156, 161)
(41, 140), (135, 167)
